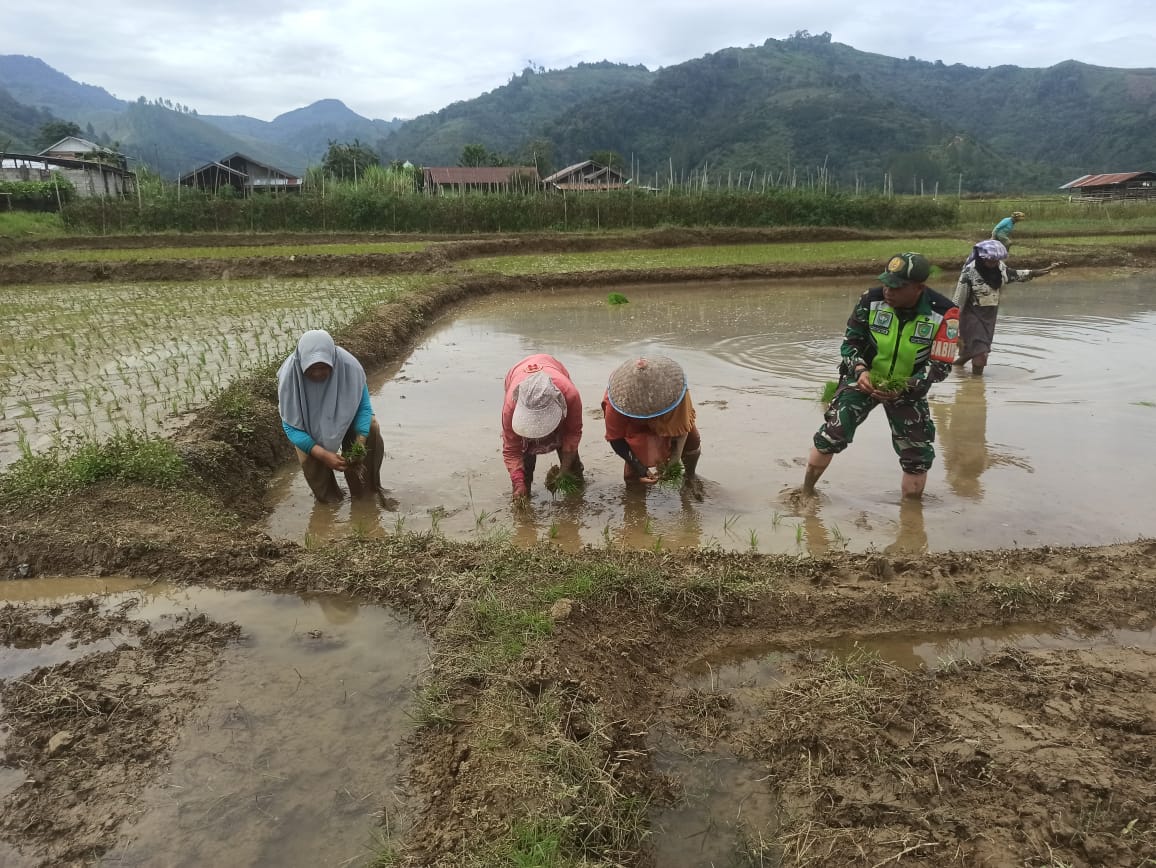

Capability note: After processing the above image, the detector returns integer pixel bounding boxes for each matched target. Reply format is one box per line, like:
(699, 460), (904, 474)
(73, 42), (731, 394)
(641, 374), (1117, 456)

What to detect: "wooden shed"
(543, 160), (629, 192)
(179, 153), (301, 194)
(1059, 171), (1156, 201)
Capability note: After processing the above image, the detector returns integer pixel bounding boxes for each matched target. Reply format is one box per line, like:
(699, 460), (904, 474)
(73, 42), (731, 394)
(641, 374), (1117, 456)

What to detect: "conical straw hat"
(607, 356), (687, 419)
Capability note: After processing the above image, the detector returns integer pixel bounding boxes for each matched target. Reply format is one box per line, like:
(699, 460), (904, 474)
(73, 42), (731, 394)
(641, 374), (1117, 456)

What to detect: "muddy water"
(0, 578), (427, 868)
(263, 271), (1156, 553)
(651, 619), (1156, 866)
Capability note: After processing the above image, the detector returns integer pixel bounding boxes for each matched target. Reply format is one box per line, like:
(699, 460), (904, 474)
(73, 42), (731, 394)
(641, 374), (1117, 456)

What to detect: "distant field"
(462, 239), (1016, 275)
(7, 241), (429, 263)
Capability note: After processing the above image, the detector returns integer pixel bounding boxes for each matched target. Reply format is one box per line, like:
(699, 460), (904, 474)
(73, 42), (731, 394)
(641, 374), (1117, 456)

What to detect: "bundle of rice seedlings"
(657, 460), (684, 489)
(545, 465), (583, 497)
(869, 372), (909, 393)
(607, 292), (630, 305)
(341, 441), (367, 463)
(819, 380), (839, 405)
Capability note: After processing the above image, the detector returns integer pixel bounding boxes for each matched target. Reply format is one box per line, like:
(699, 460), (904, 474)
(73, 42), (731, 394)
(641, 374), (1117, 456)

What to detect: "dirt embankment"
(3, 226), (1143, 285)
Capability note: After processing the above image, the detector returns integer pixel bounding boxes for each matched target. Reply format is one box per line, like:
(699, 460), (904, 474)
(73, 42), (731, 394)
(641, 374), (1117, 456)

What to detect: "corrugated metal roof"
(424, 167), (539, 184)
(1060, 171), (1154, 189)
(542, 161), (595, 184)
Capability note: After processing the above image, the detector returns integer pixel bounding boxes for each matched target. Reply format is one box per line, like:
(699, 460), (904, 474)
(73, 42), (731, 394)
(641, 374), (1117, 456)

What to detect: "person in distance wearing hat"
(991, 210), (1025, 251)
(501, 354), (584, 502)
(803, 253), (959, 500)
(602, 355), (701, 485)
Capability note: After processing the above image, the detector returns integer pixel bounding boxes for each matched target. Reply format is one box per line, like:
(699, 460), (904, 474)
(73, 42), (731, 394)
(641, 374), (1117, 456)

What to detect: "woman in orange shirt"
(601, 355), (700, 484)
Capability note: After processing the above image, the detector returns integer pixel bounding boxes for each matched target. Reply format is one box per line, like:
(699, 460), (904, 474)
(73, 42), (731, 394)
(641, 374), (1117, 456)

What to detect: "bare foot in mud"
(783, 485), (819, 510)
(681, 476), (706, 501)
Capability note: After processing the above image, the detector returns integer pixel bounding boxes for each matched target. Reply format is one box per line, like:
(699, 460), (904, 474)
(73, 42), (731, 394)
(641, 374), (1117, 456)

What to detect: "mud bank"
(3, 227), (1152, 285)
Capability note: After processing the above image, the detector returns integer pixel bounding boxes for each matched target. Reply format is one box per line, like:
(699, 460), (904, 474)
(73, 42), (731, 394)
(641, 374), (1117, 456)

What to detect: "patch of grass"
(0, 430), (185, 504)
(0, 211), (66, 240)
(607, 292), (630, 305)
(983, 576), (1071, 611)
(500, 820), (568, 867)
(464, 593), (553, 665)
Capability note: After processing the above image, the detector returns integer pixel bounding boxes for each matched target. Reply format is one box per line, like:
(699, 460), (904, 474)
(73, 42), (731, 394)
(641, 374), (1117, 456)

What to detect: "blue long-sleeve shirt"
(282, 384), (373, 454)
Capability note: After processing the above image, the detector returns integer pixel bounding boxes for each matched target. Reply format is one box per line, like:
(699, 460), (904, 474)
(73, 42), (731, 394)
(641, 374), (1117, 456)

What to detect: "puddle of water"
(262, 272), (1156, 553)
(650, 735), (780, 868)
(691, 620), (1156, 680)
(0, 579), (428, 868)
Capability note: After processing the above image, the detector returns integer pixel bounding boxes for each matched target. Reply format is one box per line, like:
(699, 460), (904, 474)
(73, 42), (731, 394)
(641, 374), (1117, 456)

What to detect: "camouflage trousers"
(813, 383), (936, 474)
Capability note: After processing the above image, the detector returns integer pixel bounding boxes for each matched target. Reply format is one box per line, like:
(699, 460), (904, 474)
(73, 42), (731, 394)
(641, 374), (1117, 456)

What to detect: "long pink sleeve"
(500, 355), (583, 481)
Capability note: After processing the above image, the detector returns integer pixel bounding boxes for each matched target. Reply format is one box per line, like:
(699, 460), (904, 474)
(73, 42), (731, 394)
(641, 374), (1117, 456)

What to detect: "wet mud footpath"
(1, 230), (1155, 865)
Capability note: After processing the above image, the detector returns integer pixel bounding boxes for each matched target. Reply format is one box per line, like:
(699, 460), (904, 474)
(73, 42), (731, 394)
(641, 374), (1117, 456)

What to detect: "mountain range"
(3, 33), (1155, 192)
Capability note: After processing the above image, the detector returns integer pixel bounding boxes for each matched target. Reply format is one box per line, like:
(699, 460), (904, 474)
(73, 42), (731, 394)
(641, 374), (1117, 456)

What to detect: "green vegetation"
(0, 210), (66, 238)
(0, 175), (75, 210)
(467, 236), (968, 276)
(341, 441), (367, 464)
(0, 430), (184, 504)
(869, 372), (909, 393)
(545, 467), (583, 497)
(820, 380), (839, 404)
(657, 460), (684, 489)
(606, 292), (629, 305)
(57, 187), (958, 235)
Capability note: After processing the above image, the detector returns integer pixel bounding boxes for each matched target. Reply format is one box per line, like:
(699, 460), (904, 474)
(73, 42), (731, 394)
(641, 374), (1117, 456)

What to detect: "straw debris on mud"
(0, 607), (240, 866)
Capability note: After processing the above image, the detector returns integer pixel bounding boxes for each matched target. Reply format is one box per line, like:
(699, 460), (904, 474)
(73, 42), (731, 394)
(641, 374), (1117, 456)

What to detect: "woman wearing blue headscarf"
(952, 240), (1059, 375)
(277, 329), (384, 501)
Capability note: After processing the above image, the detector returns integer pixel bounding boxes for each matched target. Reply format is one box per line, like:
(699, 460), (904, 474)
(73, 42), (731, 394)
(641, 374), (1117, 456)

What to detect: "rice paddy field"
(0, 276), (425, 462)
(1, 224), (1155, 868)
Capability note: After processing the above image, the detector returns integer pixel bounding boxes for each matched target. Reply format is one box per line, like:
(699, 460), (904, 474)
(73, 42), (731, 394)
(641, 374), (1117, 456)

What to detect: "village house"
(422, 166), (540, 194)
(1059, 171), (1156, 201)
(543, 160), (630, 192)
(179, 153), (301, 194)
(0, 136), (137, 199)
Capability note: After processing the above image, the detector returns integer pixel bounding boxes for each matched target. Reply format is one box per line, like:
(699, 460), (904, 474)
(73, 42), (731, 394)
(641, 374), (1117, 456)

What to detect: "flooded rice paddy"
(265, 271), (1156, 554)
(0, 578), (427, 867)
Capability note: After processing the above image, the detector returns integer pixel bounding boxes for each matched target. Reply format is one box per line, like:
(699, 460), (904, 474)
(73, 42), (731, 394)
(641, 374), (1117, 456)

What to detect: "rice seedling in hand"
(545, 465), (583, 497)
(657, 460), (684, 489)
(869, 372), (910, 394)
(819, 380), (839, 405)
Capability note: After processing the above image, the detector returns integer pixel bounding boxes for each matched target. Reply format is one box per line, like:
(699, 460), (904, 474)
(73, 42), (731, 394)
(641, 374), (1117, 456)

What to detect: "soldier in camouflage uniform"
(803, 253), (960, 499)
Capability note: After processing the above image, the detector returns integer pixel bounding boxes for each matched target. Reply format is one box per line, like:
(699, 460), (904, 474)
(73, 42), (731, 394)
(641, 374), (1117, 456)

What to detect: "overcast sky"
(5, 0), (1153, 122)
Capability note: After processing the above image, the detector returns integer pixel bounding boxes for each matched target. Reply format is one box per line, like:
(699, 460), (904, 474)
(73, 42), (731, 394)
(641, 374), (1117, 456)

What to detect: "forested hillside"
(4, 35), (1154, 192)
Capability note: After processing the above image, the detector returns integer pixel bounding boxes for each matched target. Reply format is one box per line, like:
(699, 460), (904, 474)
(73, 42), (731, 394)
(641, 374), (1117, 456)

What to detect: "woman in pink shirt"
(501, 354), (584, 501)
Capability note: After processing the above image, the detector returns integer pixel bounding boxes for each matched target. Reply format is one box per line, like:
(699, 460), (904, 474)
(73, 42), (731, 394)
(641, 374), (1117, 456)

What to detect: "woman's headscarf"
(964, 239), (1007, 288)
(277, 330), (367, 452)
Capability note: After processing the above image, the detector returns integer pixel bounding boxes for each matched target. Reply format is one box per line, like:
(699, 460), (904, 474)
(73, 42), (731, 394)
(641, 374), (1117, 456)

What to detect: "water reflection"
(801, 496), (927, 556)
(934, 376), (1033, 500)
